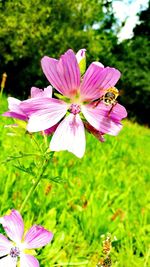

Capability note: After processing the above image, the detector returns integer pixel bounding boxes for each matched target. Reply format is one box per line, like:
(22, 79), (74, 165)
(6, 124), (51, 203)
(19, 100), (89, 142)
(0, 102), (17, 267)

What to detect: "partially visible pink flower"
(0, 210), (53, 267)
(3, 86), (52, 121)
(20, 49), (127, 158)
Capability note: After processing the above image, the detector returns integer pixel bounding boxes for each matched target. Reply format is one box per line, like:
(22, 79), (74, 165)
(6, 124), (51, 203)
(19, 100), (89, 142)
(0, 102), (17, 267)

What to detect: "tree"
(133, 0), (150, 37)
(0, 0), (117, 97)
(112, 2), (150, 125)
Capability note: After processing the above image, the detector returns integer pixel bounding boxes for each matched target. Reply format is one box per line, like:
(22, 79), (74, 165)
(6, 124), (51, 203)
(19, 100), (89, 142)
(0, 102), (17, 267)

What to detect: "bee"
(45, 184), (52, 195)
(96, 235), (112, 267)
(96, 256), (112, 267)
(92, 87), (119, 108)
(103, 87), (119, 105)
(102, 236), (112, 255)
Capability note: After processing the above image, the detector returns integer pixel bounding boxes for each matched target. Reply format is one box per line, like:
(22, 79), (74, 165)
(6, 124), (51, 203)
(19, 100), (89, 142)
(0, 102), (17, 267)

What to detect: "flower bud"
(76, 49), (86, 75)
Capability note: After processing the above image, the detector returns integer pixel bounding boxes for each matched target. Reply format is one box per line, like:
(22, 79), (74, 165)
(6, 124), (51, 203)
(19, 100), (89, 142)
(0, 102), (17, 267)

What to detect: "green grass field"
(0, 96), (150, 267)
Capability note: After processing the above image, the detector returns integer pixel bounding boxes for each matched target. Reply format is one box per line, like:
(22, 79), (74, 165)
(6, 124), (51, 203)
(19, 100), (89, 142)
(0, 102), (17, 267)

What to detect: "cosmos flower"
(20, 49), (127, 158)
(3, 86), (52, 121)
(0, 209), (53, 267)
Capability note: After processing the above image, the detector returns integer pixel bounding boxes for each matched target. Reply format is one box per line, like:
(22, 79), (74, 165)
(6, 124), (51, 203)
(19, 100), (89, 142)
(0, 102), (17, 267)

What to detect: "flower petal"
(43, 85), (53, 98)
(92, 102), (127, 122)
(82, 104), (122, 136)
(43, 123), (59, 135)
(84, 122), (105, 142)
(2, 97), (27, 121)
(50, 114), (86, 158)
(7, 97), (21, 111)
(1, 210), (24, 243)
(20, 254), (39, 267)
(80, 62), (104, 101)
(41, 49), (80, 98)
(20, 98), (68, 132)
(0, 255), (17, 267)
(97, 67), (121, 90)
(80, 63), (121, 101)
(30, 86), (52, 98)
(107, 103), (127, 121)
(0, 234), (12, 257)
(24, 225), (53, 249)
(2, 111), (27, 121)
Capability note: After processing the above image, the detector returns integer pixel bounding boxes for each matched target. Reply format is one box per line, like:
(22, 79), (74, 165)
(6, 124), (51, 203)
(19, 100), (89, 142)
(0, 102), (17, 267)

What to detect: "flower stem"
(53, 262), (88, 266)
(19, 157), (50, 212)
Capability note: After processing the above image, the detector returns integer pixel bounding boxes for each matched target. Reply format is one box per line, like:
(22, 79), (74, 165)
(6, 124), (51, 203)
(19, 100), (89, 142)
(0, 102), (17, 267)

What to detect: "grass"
(0, 95), (150, 267)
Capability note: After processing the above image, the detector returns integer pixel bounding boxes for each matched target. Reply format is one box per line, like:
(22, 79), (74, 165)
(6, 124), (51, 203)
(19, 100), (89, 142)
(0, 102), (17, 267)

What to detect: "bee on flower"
(3, 49), (127, 158)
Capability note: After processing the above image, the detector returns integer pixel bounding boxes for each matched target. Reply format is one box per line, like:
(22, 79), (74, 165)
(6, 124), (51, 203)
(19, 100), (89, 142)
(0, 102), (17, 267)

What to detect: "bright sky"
(112, 0), (149, 41)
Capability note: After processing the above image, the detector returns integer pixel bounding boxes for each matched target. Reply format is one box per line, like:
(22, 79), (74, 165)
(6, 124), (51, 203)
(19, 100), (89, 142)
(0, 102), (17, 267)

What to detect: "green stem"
(19, 157), (50, 212)
(53, 262), (88, 266)
(1, 153), (41, 164)
(0, 87), (4, 97)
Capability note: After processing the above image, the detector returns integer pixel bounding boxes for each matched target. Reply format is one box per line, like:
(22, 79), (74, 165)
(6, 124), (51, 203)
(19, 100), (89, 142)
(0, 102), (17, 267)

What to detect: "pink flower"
(3, 86), (52, 121)
(0, 210), (53, 267)
(20, 49), (127, 158)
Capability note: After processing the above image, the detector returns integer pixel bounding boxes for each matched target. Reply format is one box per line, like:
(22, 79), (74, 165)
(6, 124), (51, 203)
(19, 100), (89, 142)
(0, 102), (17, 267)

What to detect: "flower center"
(69, 104), (81, 115)
(10, 247), (20, 258)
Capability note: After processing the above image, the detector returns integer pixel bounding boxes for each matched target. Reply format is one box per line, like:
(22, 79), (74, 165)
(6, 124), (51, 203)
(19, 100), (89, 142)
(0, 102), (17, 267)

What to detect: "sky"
(112, 0), (149, 41)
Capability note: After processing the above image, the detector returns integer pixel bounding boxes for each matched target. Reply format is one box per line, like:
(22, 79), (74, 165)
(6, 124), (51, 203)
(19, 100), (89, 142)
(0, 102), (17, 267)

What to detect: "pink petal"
(2, 111), (27, 121)
(92, 102), (127, 121)
(0, 255), (17, 267)
(80, 63), (121, 101)
(80, 62), (104, 101)
(7, 97), (21, 111)
(21, 97), (65, 116)
(30, 87), (43, 98)
(43, 86), (53, 97)
(82, 104), (122, 136)
(20, 254), (39, 267)
(0, 234), (12, 257)
(106, 103), (127, 121)
(1, 210), (24, 243)
(50, 114), (86, 158)
(97, 67), (121, 90)
(20, 98), (68, 132)
(43, 123), (59, 135)
(2, 97), (27, 120)
(24, 225), (53, 249)
(41, 49), (80, 98)
(84, 122), (105, 142)
(30, 86), (52, 98)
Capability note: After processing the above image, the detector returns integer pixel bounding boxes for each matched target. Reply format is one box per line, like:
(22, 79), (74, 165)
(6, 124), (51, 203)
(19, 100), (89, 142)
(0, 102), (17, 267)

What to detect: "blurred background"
(0, 0), (150, 125)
